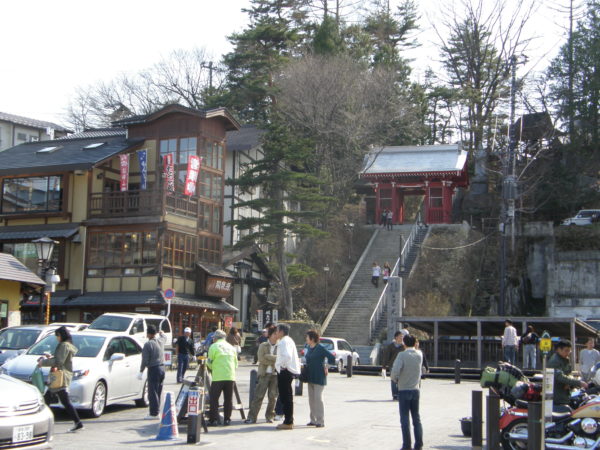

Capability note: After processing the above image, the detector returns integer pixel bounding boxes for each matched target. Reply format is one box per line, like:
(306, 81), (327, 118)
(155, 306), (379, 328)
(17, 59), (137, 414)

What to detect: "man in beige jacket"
(244, 325), (278, 423)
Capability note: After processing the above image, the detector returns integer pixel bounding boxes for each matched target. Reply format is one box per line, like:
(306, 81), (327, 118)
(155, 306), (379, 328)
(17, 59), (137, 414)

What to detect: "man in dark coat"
(382, 331), (405, 400)
(175, 327), (195, 383)
(548, 339), (588, 407)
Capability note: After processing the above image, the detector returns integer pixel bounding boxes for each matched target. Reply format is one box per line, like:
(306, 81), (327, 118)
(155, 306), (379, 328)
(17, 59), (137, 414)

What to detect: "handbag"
(31, 367), (45, 394)
(49, 368), (66, 389)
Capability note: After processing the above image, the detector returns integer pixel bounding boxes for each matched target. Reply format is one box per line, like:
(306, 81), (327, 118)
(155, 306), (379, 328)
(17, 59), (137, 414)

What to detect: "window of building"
(1, 242), (60, 274)
(87, 231), (157, 277)
(198, 235), (220, 264)
(200, 141), (224, 170)
(162, 231), (197, 280)
(1, 176), (63, 214)
(160, 137), (201, 193)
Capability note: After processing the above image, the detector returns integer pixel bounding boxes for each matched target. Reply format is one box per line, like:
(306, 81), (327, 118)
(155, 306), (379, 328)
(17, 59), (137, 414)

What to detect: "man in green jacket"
(547, 340), (588, 407)
(207, 329), (238, 426)
(245, 325), (278, 424)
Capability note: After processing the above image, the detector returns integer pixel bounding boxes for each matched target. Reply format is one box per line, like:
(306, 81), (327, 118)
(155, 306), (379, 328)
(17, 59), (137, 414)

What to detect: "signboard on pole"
(137, 149), (147, 190)
(183, 155), (201, 196)
(163, 153), (175, 192)
(164, 350), (173, 367)
(224, 315), (233, 329)
(543, 368), (554, 422)
(256, 309), (263, 331)
(187, 389), (199, 416)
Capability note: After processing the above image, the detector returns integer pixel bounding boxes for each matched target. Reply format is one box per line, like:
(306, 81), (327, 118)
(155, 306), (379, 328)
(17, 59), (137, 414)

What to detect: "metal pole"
(527, 402), (542, 450)
(486, 392), (501, 450)
(471, 390), (483, 449)
(249, 369), (258, 404)
(45, 292), (51, 325)
(38, 265), (47, 323)
(346, 355), (353, 378)
(186, 385), (201, 444)
(454, 359), (461, 384)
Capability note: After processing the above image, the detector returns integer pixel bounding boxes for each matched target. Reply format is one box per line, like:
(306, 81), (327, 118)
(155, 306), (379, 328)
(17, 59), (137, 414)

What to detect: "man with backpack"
(521, 325), (539, 369)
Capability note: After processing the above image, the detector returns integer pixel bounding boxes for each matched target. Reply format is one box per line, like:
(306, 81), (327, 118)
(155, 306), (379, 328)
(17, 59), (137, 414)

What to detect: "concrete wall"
(0, 280), (23, 325)
(547, 250), (600, 318)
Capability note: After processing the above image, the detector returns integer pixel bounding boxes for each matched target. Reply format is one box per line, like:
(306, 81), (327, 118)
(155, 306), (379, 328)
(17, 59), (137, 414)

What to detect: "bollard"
(454, 359), (461, 384)
(186, 386), (201, 443)
(527, 402), (542, 450)
(346, 355), (353, 378)
(471, 390), (483, 449)
(486, 392), (501, 450)
(248, 369), (258, 405)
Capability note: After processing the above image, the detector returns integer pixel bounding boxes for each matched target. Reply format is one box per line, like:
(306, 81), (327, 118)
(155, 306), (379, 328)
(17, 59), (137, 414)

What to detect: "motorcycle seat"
(552, 411), (572, 421)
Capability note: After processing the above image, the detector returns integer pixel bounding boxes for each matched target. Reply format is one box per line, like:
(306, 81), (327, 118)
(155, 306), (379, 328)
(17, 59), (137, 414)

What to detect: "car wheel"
(135, 380), (149, 407)
(87, 381), (107, 418)
(337, 359), (344, 372)
(500, 419), (528, 450)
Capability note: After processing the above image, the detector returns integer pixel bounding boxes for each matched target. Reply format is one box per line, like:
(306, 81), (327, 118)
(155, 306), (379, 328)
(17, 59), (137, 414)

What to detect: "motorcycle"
(501, 366), (600, 449)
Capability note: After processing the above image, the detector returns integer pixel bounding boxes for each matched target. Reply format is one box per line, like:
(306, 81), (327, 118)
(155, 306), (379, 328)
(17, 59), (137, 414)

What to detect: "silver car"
(0, 331), (148, 418)
(0, 374), (53, 448)
(0, 324), (88, 366)
(300, 337), (360, 372)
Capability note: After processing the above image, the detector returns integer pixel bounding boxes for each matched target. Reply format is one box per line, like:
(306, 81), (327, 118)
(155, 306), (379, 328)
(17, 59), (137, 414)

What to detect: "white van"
(87, 313), (173, 349)
(562, 209), (600, 226)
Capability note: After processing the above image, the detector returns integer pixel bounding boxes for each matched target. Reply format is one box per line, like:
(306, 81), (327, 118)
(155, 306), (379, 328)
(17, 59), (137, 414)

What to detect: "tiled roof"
(0, 135), (143, 176)
(0, 223), (79, 241)
(40, 290), (237, 312)
(361, 144), (468, 176)
(226, 125), (265, 152)
(0, 252), (45, 286)
(56, 128), (125, 140)
(0, 111), (71, 132)
(197, 262), (235, 279)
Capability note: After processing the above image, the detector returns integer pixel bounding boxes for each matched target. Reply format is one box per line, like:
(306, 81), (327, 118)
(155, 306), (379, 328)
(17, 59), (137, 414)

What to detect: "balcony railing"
(89, 190), (161, 218)
(89, 190), (200, 219)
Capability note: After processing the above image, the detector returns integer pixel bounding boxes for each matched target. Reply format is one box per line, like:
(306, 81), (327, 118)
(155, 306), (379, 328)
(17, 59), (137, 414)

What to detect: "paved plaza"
(48, 362), (478, 449)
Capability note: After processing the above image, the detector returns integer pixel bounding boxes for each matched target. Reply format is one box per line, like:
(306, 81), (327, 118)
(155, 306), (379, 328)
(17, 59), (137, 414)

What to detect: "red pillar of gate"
(399, 191), (405, 224)
(391, 182), (397, 224)
(423, 181), (430, 224)
(442, 181), (453, 223)
(374, 183), (381, 225)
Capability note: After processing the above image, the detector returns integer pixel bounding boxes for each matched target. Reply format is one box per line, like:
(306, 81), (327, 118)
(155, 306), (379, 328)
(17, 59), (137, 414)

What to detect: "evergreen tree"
(229, 116), (329, 319)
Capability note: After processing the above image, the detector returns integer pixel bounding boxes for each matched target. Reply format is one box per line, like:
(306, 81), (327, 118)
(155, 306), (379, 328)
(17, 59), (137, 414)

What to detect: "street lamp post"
(235, 261), (252, 331)
(32, 237), (58, 324)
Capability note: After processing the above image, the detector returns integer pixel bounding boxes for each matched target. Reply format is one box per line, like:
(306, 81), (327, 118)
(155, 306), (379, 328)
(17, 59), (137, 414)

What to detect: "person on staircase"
(381, 209), (388, 227)
(382, 262), (391, 285)
(371, 262), (381, 288)
(386, 210), (393, 230)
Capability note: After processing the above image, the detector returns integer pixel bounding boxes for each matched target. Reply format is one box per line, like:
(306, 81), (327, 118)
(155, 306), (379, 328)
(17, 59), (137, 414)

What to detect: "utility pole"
(499, 55), (519, 316)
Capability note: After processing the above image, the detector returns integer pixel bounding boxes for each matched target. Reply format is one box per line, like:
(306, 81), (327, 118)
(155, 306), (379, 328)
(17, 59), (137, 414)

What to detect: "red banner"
(119, 154), (129, 191)
(163, 153), (175, 192)
(184, 155), (201, 196)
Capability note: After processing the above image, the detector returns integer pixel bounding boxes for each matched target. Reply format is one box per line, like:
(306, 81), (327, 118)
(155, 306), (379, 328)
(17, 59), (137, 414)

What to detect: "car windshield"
(0, 328), (41, 350)
(27, 335), (106, 358)
(88, 315), (131, 332)
(579, 211), (596, 217)
(319, 339), (334, 351)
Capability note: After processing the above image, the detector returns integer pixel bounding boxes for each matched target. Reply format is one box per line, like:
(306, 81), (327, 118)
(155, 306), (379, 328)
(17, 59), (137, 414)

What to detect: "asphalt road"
(48, 362), (478, 449)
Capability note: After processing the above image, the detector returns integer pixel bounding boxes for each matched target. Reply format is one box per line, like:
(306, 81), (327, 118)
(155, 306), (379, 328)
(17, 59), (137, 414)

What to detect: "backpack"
(481, 363), (529, 402)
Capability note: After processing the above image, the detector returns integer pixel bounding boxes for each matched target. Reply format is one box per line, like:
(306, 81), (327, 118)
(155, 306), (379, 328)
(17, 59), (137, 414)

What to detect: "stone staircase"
(323, 225), (412, 346)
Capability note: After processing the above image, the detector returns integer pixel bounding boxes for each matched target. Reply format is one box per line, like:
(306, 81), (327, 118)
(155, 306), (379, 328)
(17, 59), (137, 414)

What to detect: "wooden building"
(0, 105), (241, 337)
(359, 145), (469, 225)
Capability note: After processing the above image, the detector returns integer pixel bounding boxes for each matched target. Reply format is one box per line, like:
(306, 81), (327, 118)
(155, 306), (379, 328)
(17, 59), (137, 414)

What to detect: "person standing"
(386, 209), (393, 230)
(382, 331), (405, 400)
(175, 327), (195, 383)
(371, 262), (381, 288)
(227, 327), (242, 361)
(139, 325), (166, 419)
(382, 262), (391, 285)
(39, 326), (83, 432)
(254, 328), (269, 364)
(522, 325), (539, 369)
(203, 326), (218, 349)
(580, 338), (600, 382)
(381, 209), (388, 227)
(391, 334), (424, 450)
(548, 340), (588, 407)
(502, 319), (518, 365)
(304, 330), (336, 427)
(207, 330), (238, 426)
(274, 323), (301, 430)
(245, 325), (279, 424)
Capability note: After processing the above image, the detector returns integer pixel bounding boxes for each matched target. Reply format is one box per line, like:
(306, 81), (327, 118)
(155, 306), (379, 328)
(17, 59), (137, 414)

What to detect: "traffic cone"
(155, 391), (179, 440)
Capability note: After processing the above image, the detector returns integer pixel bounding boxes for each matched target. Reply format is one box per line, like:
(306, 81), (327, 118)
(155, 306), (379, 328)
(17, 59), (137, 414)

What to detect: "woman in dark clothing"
(226, 327), (242, 361)
(39, 326), (83, 432)
(304, 330), (336, 427)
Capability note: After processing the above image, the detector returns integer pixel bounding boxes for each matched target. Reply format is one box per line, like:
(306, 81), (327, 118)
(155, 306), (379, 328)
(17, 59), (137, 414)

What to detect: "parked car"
(300, 337), (360, 372)
(86, 313), (173, 349)
(0, 374), (54, 448)
(0, 330), (148, 418)
(561, 209), (600, 226)
(0, 323), (88, 366)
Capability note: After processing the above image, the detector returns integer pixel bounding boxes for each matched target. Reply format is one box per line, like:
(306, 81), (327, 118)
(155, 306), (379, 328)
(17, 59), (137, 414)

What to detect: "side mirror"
(110, 353), (125, 361)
